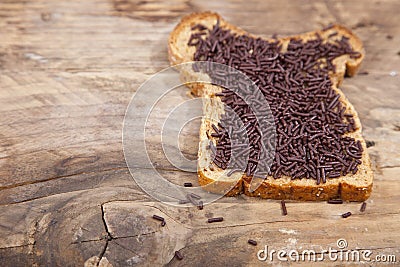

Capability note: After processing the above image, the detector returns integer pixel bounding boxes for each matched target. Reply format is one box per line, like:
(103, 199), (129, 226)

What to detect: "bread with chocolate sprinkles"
(168, 12), (373, 201)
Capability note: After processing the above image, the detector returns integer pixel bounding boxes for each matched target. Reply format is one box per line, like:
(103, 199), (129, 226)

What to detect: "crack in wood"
(380, 166), (400, 169)
(0, 113), (124, 128)
(94, 204), (160, 264)
(0, 137), (121, 159)
(0, 167), (127, 191)
(112, 231), (158, 241)
(0, 165), (195, 194)
(70, 238), (103, 245)
(0, 244), (32, 250)
(97, 204), (112, 266)
(0, 187), (150, 207)
(194, 219), (313, 230)
(112, 240), (141, 256)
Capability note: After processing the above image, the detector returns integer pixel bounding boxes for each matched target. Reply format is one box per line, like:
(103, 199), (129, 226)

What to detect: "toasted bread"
(168, 12), (373, 201)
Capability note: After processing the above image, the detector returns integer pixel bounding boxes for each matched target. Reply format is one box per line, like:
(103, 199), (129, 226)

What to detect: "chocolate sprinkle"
(208, 217), (224, 223)
(189, 22), (364, 183)
(186, 194), (199, 206)
(342, 211), (352, 218)
(248, 239), (258, 246)
(161, 220), (166, 227)
(360, 202), (367, 212)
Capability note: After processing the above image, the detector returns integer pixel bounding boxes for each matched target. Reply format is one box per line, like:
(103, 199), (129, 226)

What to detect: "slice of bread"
(168, 12), (373, 201)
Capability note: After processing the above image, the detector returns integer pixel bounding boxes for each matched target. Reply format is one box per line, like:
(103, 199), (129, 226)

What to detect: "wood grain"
(0, 0), (399, 266)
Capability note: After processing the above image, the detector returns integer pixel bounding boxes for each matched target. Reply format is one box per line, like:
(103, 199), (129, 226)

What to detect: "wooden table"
(1, 0), (399, 266)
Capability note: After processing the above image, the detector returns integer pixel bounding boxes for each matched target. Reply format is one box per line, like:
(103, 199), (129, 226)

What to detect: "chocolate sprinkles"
(174, 250), (184, 260)
(188, 22), (363, 183)
(188, 193), (201, 200)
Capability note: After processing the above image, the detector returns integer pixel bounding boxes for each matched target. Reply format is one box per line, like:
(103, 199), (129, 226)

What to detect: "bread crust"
(168, 12), (373, 201)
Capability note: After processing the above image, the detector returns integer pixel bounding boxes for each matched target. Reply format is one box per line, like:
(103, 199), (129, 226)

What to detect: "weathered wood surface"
(0, 0), (399, 266)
